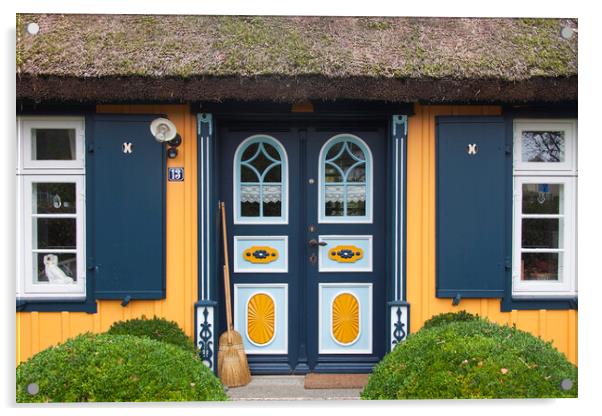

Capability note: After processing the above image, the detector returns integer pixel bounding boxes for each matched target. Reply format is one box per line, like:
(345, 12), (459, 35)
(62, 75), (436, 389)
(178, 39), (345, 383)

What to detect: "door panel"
(305, 127), (386, 371)
(219, 123), (387, 373)
(219, 126), (301, 372)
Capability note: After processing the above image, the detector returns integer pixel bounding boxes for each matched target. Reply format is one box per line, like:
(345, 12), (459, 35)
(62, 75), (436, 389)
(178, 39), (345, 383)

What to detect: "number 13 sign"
(168, 167), (184, 182)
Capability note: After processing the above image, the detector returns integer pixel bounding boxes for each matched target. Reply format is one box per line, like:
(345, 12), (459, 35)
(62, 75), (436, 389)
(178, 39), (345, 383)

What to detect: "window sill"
(16, 298), (97, 313)
(500, 295), (577, 312)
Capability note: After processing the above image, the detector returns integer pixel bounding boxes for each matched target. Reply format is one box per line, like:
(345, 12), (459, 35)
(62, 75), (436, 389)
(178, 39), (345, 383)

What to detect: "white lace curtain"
(240, 185), (282, 203)
(325, 185), (366, 203)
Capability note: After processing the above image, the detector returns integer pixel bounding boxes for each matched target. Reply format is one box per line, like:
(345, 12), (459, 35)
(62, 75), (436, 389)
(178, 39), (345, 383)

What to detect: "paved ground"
(226, 376), (362, 401)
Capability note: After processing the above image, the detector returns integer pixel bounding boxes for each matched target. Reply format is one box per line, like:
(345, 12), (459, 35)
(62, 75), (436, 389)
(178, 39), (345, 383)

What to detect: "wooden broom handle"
(220, 202), (234, 336)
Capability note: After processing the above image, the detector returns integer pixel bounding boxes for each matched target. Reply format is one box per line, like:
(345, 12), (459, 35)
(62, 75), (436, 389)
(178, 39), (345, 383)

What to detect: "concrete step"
(226, 375), (362, 401)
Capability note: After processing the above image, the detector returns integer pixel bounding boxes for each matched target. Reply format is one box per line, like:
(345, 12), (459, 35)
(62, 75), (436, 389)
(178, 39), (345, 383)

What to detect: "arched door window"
(234, 135), (288, 224)
(319, 135), (372, 223)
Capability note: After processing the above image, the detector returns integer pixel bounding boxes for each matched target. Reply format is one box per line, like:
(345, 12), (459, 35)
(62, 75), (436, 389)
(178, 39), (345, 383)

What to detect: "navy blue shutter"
(89, 114), (166, 301)
(436, 117), (508, 299)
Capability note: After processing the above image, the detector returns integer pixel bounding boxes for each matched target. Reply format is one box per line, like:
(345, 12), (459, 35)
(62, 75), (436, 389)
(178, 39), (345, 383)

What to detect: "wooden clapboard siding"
(16, 104), (198, 364)
(406, 104), (577, 364)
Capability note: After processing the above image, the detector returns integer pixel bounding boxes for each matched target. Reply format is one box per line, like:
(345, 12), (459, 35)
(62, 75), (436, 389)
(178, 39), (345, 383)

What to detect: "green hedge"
(422, 310), (480, 330)
(106, 316), (196, 354)
(16, 333), (228, 402)
(362, 314), (577, 399)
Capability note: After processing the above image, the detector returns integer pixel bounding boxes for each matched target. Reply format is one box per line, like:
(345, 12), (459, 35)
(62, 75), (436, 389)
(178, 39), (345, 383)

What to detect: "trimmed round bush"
(362, 315), (577, 399)
(16, 333), (228, 402)
(422, 310), (480, 330)
(106, 316), (196, 354)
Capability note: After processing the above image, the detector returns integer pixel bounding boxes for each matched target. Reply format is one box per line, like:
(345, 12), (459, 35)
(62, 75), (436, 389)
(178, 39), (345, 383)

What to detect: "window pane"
(521, 252), (560, 281)
(263, 165), (281, 183)
(347, 185), (366, 216)
(333, 146), (356, 173)
(249, 151), (272, 175)
(522, 183), (562, 214)
(347, 164), (366, 182)
(326, 142), (343, 160)
(241, 165), (259, 182)
(241, 143), (259, 162)
(521, 131), (565, 163)
(33, 182), (76, 214)
(241, 201), (260, 217)
(32, 128), (76, 160)
(522, 218), (561, 249)
(325, 163), (343, 183)
(35, 252), (77, 284)
(263, 201), (281, 217)
(263, 143), (281, 161)
(36, 218), (76, 250)
(348, 142), (365, 161)
(325, 185), (344, 216)
(240, 185), (260, 217)
(263, 185), (282, 217)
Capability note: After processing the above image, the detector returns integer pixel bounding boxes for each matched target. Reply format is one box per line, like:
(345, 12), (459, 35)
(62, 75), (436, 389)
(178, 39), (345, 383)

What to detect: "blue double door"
(219, 122), (386, 373)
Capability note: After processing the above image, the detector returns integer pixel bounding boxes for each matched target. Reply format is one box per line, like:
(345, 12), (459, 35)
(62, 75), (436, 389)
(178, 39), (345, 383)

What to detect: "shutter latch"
(452, 293), (462, 306)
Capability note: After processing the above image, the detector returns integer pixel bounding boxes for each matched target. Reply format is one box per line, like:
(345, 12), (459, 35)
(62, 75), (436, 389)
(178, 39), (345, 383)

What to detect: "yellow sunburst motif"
(247, 293), (275, 345)
(331, 293), (360, 345)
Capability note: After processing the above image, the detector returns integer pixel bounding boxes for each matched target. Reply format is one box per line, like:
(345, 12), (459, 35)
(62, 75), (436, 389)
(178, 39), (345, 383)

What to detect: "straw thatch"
(16, 14), (577, 103)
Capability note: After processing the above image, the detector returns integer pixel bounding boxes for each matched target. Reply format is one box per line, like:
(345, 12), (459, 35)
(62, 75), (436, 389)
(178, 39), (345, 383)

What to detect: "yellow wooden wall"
(406, 104), (578, 364)
(16, 103), (577, 366)
(16, 104), (198, 363)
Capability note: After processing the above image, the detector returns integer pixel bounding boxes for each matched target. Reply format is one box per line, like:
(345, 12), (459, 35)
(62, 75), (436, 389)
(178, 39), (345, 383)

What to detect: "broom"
(217, 201), (251, 387)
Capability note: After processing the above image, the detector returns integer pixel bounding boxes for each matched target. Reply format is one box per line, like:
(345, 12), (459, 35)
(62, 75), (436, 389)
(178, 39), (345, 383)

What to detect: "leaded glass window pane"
(321, 138), (371, 220)
(237, 138), (286, 221)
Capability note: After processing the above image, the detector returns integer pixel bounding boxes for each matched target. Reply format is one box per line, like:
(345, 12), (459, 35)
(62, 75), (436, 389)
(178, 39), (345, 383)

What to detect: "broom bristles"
(217, 329), (251, 387)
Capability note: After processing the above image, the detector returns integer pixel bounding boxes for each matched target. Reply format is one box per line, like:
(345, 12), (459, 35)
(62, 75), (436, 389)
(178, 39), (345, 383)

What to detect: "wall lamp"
(150, 117), (182, 159)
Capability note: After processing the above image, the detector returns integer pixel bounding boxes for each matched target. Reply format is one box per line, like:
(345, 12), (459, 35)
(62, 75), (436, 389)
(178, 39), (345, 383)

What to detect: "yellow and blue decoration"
(328, 245), (364, 263)
(243, 246), (279, 264)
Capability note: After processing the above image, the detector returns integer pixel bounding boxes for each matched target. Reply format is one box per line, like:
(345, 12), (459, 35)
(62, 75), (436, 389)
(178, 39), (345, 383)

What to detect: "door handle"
(308, 239), (327, 247)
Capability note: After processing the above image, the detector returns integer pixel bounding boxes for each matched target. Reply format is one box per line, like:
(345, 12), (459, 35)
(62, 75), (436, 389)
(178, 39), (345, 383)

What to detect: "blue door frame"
(195, 113), (409, 374)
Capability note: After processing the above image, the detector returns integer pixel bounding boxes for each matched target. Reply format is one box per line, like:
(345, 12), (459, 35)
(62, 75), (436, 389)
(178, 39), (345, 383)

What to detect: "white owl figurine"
(43, 254), (75, 284)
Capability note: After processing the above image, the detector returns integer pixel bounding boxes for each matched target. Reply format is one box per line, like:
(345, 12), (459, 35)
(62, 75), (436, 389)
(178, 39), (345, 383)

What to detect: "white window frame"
(20, 118), (85, 171)
(16, 116), (86, 300)
(512, 119), (577, 299)
(513, 119), (577, 173)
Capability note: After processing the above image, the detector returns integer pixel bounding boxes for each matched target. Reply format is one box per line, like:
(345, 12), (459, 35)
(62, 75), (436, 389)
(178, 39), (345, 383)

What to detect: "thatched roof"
(16, 14), (578, 103)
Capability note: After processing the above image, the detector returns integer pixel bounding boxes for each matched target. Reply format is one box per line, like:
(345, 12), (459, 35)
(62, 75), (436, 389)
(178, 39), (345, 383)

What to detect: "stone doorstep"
(225, 376), (362, 401)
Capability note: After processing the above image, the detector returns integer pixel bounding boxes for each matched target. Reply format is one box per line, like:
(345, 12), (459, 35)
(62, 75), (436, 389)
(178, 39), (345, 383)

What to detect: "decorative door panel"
(318, 235), (373, 272)
(219, 122), (386, 373)
(219, 125), (301, 373)
(233, 236), (288, 273)
(234, 284), (288, 354)
(319, 283), (373, 354)
(305, 125), (386, 371)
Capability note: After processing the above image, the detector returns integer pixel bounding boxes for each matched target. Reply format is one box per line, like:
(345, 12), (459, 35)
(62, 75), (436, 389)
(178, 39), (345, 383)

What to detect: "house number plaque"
(168, 167), (184, 182)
